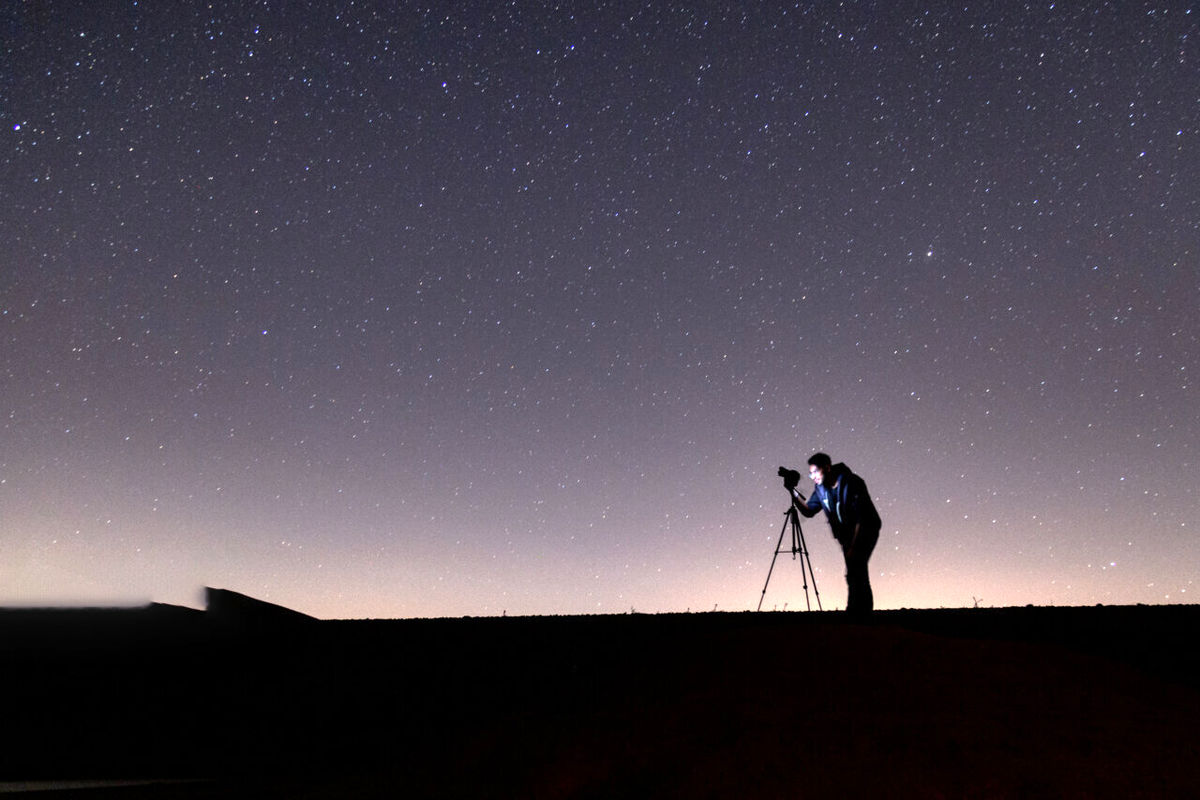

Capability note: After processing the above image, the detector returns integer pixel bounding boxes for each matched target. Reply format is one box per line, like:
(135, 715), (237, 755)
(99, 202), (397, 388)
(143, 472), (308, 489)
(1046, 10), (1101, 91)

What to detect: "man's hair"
(807, 452), (832, 470)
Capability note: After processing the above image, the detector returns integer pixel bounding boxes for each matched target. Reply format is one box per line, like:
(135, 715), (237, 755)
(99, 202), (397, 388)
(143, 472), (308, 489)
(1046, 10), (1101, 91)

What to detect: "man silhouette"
(791, 452), (881, 615)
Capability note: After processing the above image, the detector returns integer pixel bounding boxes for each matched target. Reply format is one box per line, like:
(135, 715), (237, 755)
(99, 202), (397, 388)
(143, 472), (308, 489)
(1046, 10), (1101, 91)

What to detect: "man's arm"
(842, 474), (879, 556)
(842, 474), (879, 525)
(847, 522), (861, 558)
(793, 488), (821, 518)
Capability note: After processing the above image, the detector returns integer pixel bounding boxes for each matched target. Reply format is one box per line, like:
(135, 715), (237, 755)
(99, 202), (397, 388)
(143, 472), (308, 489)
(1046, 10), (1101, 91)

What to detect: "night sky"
(3, 2), (1196, 618)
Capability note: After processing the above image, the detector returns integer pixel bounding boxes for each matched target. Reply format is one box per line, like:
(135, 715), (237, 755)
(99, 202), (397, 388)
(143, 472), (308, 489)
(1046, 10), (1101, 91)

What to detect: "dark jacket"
(797, 462), (881, 545)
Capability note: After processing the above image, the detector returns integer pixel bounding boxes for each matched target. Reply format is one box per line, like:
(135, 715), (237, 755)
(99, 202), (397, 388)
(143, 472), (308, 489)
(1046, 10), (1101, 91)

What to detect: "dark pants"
(842, 527), (879, 616)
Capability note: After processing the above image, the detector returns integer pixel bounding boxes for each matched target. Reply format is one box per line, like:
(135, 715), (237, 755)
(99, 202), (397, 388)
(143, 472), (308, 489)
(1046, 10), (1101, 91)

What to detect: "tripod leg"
(790, 512), (812, 611)
(757, 514), (791, 611)
(794, 520), (823, 612)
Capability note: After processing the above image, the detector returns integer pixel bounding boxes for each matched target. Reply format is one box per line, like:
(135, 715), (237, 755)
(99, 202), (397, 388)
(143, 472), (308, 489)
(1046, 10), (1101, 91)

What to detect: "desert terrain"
(2, 591), (1198, 798)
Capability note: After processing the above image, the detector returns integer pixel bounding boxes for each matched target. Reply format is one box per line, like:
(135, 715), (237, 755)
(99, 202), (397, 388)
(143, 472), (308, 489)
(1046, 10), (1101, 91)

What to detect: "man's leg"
(845, 529), (879, 615)
(841, 546), (862, 613)
(844, 553), (867, 613)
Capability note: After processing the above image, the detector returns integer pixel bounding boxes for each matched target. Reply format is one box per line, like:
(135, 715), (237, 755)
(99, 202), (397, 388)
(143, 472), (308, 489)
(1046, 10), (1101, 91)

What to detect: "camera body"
(777, 466), (801, 490)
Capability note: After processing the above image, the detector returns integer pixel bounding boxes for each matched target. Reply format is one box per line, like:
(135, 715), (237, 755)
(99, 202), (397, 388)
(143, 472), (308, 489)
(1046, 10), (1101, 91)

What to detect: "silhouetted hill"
(204, 587), (316, 626)
(1, 598), (1198, 798)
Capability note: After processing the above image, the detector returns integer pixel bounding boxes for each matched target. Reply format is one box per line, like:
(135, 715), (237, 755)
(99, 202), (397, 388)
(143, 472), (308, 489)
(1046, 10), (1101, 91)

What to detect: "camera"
(778, 466), (801, 490)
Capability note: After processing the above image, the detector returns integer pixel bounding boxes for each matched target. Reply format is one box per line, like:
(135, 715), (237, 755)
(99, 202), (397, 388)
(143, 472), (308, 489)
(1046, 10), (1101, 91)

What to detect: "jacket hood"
(828, 462), (850, 481)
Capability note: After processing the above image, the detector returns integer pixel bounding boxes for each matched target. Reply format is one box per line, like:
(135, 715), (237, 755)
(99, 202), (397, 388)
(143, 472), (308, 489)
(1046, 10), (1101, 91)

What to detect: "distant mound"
(204, 587), (315, 626)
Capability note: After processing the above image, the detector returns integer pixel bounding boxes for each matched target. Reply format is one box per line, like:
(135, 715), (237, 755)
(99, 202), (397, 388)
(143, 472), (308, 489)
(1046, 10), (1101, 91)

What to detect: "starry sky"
(2, 2), (1196, 618)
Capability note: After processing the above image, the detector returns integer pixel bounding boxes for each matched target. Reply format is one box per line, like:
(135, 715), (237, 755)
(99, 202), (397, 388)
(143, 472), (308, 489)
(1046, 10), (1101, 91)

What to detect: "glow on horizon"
(4, 466), (1192, 619)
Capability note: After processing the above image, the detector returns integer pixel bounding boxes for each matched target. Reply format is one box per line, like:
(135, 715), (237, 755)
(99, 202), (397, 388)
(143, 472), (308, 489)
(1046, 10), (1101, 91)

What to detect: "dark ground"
(2, 595), (1198, 798)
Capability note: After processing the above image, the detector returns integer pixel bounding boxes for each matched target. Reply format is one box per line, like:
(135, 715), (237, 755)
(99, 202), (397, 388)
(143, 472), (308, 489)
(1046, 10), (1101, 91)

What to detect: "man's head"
(807, 452), (832, 486)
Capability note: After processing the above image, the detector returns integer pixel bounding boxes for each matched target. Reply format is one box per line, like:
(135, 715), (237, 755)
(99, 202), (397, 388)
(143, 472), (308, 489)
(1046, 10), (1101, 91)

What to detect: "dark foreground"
(2, 593), (1199, 798)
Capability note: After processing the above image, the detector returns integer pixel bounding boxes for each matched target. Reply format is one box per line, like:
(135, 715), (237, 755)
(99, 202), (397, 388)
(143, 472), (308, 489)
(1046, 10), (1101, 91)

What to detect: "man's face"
(809, 465), (825, 486)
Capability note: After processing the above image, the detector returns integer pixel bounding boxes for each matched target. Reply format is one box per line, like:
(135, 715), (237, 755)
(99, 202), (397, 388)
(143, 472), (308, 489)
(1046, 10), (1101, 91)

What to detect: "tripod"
(757, 497), (822, 612)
